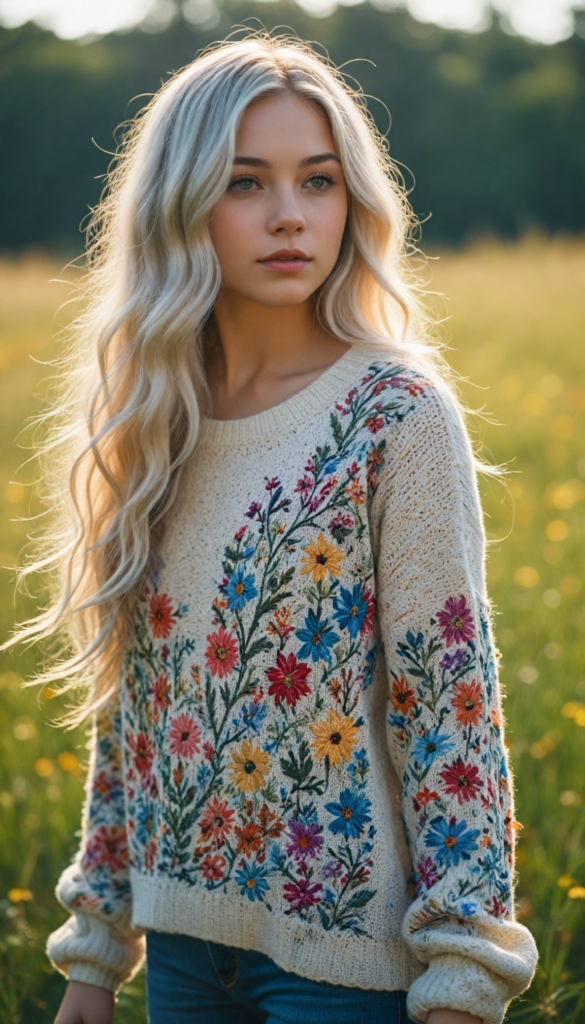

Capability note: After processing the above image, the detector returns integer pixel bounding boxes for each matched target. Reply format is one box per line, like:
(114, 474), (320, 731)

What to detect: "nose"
(266, 182), (306, 237)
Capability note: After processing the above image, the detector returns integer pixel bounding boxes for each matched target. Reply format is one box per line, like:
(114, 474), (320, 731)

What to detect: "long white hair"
(10, 32), (471, 725)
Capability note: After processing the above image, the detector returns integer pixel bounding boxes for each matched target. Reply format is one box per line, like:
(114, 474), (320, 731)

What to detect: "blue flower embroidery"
(425, 815), (481, 867)
(225, 566), (258, 611)
(295, 609), (340, 663)
(332, 584), (368, 638)
(325, 788), (372, 839)
(413, 727), (455, 768)
(234, 859), (270, 902)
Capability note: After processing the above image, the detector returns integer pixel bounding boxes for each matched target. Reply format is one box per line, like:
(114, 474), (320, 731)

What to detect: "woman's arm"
(374, 384), (538, 1024)
(47, 693), (145, 993)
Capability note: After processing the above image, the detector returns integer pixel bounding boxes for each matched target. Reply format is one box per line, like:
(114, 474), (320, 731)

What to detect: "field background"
(0, 237), (584, 1022)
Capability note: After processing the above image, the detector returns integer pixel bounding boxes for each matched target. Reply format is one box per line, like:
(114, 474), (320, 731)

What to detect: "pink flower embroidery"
(169, 714), (201, 760)
(437, 595), (475, 647)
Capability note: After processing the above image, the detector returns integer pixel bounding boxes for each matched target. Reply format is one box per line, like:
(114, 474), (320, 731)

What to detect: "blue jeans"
(145, 930), (414, 1024)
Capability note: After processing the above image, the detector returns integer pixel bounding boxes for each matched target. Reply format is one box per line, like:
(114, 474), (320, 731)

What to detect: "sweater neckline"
(198, 342), (387, 445)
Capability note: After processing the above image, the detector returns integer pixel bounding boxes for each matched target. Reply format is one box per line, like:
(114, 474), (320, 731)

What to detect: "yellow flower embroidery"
(300, 533), (344, 583)
(230, 739), (270, 793)
(310, 708), (359, 766)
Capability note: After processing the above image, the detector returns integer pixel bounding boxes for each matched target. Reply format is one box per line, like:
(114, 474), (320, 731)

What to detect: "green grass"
(0, 238), (584, 1022)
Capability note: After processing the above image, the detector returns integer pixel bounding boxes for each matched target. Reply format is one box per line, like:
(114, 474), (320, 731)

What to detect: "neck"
(206, 289), (349, 403)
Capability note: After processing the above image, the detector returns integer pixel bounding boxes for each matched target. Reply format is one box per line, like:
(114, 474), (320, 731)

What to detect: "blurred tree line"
(1, 0), (584, 251)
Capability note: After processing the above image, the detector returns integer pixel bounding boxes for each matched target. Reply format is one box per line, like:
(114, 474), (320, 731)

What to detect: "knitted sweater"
(47, 342), (538, 1023)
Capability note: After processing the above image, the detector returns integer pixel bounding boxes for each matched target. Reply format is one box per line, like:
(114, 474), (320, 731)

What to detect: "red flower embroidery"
(199, 796), (235, 846)
(283, 877), (323, 911)
(82, 825), (128, 873)
(439, 757), (483, 803)
(127, 731), (155, 780)
(149, 672), (171, 711)
(205, 627), (239, 678)
(201, 854), (226, 881)
(437, 595), (475, 647)
(147, 593), (177, 639)
(169, 714), (201, 760)
(366, 415), (385, 434)
(266, 652), (311, 707)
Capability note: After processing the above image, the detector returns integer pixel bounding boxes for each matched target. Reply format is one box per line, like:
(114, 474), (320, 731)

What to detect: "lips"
(259, 248), (312, 273)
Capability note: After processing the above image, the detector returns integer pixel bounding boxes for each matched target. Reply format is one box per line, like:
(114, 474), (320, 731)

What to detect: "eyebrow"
(233, 152), (341, 168)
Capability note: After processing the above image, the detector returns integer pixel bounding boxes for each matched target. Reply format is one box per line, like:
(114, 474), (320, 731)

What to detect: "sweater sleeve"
(374, 384), (538, 1024)
(46, 693), (146, 993)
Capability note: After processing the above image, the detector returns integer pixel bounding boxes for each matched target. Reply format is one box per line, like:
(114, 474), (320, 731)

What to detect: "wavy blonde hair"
(11, 31), (474, 726)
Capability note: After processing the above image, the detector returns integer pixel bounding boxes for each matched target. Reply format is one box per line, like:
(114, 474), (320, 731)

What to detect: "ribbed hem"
(198, 341), (397, 445)
(65, 962), (122, 993)
(131, 868), (424, 992)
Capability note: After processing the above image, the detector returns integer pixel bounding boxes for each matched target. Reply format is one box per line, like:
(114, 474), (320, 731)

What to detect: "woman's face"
(208, 91), (348, 308)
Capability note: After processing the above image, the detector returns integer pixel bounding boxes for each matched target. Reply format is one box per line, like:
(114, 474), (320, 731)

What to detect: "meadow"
(0, 236), (584, 1022)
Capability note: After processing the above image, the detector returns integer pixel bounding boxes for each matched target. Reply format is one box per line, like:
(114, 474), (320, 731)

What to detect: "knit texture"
(47, 342), (538, 1021)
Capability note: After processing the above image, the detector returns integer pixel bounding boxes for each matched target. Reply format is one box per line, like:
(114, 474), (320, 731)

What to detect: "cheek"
(209, 203), (257, 267)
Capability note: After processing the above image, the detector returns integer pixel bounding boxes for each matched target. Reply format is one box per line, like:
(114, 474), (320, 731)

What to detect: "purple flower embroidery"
(285, 820), (324, 862)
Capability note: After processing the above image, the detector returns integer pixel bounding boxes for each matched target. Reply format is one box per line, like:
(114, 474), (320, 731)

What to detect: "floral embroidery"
(389, 592), (515, 928)
(74, 360), (515, 950)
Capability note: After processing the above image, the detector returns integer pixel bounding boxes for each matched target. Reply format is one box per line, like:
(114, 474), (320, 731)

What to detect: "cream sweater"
(47, 342), (538, 1023)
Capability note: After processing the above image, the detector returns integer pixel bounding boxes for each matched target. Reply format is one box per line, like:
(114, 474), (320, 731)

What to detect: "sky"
(0, 0), (583, 43)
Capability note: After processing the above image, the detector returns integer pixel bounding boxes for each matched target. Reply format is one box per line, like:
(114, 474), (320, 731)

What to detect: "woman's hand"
(427, 1012), (482, 1024)
(54, 981), (116, 1024)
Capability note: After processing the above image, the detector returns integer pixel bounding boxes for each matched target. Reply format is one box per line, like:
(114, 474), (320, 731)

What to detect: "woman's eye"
(306, 174), (334, 190)
(229, 177), (258, 193)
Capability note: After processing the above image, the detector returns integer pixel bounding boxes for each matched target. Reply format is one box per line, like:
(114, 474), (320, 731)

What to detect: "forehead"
(235, 92), (337, 158)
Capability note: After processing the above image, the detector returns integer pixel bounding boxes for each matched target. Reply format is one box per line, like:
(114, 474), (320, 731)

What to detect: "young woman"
(18, 34), (537, 1024)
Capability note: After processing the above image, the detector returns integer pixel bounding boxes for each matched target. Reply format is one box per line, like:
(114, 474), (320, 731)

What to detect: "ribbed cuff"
(67, 961), (122, 993)
(406, 953), (511, 1024)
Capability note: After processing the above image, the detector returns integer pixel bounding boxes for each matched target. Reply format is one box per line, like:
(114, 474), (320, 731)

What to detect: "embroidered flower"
(295, 609), (339, 664)
(285, 819), (324, 861)
(149, 672), (171, 711)
(201, 854), (226, 882)
(266, 652), (311, 707)
(127, 731), (155, 780)
(437, 595), (475, 647)
(234, 822), (264, 858)
(266, 606), (294, 639)
(310, 708), (359, 766)
(283, 877), (323, 911)
(300, 532), (344, 582)
(415, 855), (441, 893)
(225, 566), (258, 611)
(439, 758), (483, 803)
(365, 415), (385, 434)
(234, 859), (270, 902)
(391, 676), (417, 714)
(199, 796), (235, 845)
(245, 501), (262, 519)
(135, 802), (157, 846)
(413, 727), (455, 768)
(347, 480), (366, 504)
(205, 627), (239, 678)
(169, 714), (201, 760)
(425, 815), (481, 867)
(332, 583), (369, 638)
(147, 593), (177, 639)
(230, 740), (270, 794)
(414, 787), (439, 808)
(295, 475), (313, 500)
(82, 825), (128, 873)
(451, 679), (484, 727)
(325, 788), (372, 839)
